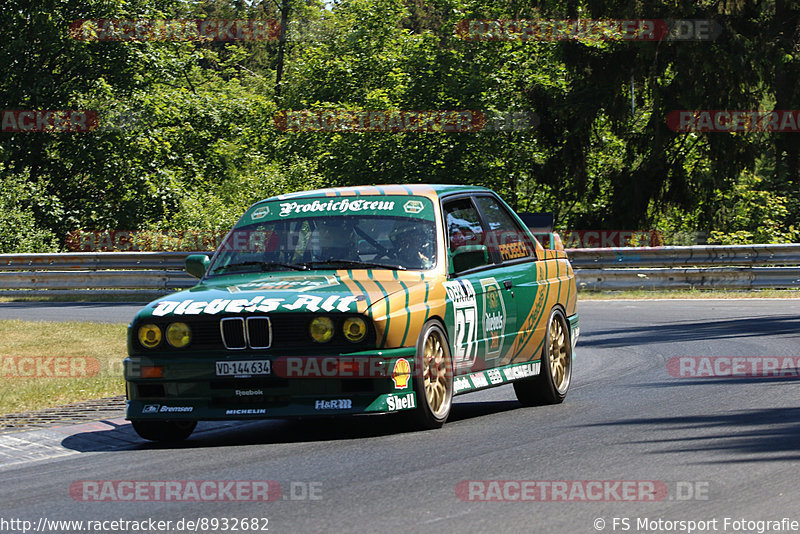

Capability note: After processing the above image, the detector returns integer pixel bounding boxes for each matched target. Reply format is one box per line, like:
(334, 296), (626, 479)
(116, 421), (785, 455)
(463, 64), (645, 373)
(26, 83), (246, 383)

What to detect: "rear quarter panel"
(503, 254), (577, 365)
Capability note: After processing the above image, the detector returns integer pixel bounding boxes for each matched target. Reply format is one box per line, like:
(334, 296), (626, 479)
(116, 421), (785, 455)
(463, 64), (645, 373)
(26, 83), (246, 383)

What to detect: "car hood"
(133, 270), (439, 320)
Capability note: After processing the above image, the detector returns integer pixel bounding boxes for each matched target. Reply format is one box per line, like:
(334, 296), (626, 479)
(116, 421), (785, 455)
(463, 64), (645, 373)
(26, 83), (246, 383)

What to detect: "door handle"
(503, 279), (513, 290)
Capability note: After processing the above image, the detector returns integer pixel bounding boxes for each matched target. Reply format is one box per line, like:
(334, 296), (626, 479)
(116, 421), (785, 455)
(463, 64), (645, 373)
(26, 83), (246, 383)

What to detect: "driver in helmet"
(390, 221), (435, 269)
(313, 217), (358, 261)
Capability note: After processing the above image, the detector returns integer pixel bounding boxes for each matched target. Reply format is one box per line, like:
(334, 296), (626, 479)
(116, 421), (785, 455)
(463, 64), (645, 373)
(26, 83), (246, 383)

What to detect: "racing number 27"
(454, 306), (476, 364)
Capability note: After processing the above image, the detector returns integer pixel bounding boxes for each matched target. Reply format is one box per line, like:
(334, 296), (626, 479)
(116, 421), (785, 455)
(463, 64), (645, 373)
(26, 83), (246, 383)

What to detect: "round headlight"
(309, 316), (334, 343)
(343, 317), (367, 342)
(138, 324), (162, 348)
(166, 322), (192, 348)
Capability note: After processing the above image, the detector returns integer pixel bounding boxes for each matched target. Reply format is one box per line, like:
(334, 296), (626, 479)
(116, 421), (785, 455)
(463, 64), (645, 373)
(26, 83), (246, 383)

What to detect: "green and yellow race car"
(124, 184), (579, 441)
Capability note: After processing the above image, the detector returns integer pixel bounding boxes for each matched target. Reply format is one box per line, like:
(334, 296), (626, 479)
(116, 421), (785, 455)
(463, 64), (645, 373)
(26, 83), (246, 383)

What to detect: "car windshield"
(207, 196), (438, 274)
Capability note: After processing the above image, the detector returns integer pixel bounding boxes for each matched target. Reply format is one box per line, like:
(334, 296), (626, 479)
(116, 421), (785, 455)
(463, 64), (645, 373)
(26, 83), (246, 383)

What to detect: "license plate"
(215, 360), (271, 377)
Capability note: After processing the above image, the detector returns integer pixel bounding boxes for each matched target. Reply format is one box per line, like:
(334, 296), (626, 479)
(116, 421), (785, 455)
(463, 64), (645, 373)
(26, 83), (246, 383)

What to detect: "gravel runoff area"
(0, 396), (126, 434)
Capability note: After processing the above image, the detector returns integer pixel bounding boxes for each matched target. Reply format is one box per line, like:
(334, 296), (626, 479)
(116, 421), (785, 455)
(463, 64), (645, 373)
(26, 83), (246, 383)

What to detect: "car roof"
(259, 184), (492, 203)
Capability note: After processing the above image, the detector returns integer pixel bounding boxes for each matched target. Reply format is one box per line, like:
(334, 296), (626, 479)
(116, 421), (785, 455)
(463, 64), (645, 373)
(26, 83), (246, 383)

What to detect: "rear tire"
(131, 420), (197, 442)
(514, 307), (572, 406)
(406, 320), (453, 429)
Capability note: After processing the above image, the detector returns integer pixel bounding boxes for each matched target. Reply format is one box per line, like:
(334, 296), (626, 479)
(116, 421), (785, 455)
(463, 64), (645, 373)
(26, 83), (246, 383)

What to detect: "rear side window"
(474, 196), (535, 262)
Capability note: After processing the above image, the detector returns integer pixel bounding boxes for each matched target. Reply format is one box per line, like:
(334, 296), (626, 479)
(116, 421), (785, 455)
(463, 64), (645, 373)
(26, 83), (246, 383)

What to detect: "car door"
(441, 196), (517, 374)
(472, 194), (541, 366)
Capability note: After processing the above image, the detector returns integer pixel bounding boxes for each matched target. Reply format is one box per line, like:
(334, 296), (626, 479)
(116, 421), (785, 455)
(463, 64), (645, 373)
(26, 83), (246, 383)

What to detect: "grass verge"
(0, 320), (127, 415)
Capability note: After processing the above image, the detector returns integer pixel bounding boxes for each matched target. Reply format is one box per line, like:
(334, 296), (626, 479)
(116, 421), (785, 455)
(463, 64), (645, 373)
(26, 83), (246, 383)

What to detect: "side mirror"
(185, 254), (210, 279)
(449, 245), (488, 275)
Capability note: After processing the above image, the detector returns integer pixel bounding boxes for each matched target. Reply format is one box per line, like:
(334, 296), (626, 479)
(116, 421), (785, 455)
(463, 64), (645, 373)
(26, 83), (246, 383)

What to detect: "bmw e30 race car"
(124, 184), (579, 441)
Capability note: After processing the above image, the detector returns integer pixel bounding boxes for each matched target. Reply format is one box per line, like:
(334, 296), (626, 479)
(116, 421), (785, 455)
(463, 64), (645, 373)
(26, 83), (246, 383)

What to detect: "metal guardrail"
(568, 244), (800, 290)
(0, 244), (798, 294)
(0, 252), (207, 293)
(575, 267), (800, 291)
(568, 243), (800, 268)
(0, 271), (194, 291)
(0, 252), (194, 271)
(0, 252), (204, 294)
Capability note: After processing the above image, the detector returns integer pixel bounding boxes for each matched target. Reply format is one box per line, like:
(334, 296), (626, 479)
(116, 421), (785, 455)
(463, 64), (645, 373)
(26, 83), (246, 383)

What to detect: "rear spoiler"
(532, 232), (566, 252)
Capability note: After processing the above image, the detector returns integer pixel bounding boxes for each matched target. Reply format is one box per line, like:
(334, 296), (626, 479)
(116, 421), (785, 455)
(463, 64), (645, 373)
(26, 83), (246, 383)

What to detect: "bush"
(707, 172), (799, 245)
(0, 169), (60, 253)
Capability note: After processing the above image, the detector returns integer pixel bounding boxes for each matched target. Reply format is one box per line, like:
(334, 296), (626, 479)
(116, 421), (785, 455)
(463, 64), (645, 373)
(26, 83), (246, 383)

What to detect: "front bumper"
(125, 347), (418, 421)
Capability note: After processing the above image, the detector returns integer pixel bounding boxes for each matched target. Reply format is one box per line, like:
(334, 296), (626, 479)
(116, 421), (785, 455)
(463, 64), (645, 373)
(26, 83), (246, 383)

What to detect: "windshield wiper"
(300, 259), (407, 271)
(213, 261), (309, 273)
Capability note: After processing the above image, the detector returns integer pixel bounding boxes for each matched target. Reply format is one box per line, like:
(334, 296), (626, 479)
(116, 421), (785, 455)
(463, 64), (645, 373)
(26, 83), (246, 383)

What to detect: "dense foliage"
(0, 0), (798, 250)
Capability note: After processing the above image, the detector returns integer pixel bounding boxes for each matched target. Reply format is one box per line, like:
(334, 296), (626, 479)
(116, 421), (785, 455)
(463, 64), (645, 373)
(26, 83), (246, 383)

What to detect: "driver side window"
(443, 198), (490, 271)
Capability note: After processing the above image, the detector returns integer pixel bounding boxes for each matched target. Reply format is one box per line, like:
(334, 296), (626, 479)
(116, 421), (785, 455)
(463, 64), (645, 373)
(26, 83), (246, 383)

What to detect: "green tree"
(0, 167), (60, 253)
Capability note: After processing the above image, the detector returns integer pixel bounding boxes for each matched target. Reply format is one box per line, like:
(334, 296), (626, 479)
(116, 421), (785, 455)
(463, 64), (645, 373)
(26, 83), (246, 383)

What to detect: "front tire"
(407, 320), (453, 429)
(513, 307), (572, 406)
(131, 420), (197, 442)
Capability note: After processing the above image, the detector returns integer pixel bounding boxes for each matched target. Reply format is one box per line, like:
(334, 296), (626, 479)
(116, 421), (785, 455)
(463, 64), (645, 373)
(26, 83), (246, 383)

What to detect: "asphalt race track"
(1, 299), (800, 533)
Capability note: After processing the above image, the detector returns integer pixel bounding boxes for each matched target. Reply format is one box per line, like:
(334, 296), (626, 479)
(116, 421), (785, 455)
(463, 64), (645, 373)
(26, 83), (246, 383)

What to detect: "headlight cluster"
(137, 322), (192, 349)
(310, 316), (367, 344)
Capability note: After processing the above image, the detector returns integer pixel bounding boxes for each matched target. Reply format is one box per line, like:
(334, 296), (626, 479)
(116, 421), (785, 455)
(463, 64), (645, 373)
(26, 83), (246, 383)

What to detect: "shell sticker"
(392, 358), (411, 389)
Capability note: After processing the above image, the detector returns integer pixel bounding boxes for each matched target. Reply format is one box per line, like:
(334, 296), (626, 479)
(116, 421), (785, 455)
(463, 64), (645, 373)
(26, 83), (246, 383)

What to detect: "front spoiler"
(125, 358), (548, 421)
(127, 390), (418, 421)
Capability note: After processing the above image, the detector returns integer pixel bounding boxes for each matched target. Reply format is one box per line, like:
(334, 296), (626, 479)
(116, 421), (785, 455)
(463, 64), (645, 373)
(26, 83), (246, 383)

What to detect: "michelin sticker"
(152, 294), (360, 316)
(502, 362), (540, 380)
(443, 280), (477, 365)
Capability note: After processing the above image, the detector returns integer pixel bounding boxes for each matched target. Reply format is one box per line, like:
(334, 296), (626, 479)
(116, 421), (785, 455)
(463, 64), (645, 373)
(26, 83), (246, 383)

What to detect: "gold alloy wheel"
(548, 313), (571, 393)
(422, 327), (451, 418)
